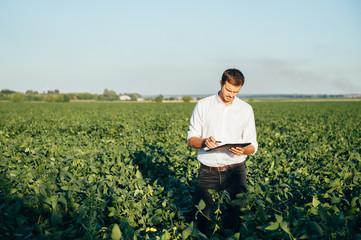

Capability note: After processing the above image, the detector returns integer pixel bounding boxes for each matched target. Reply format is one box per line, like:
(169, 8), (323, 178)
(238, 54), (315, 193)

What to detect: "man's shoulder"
(235, 98), (253, 111)
(196, 95), (216, 105)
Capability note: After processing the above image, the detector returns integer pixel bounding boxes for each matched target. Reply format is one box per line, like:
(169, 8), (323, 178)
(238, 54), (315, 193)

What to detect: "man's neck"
(217, 91), (234, 105)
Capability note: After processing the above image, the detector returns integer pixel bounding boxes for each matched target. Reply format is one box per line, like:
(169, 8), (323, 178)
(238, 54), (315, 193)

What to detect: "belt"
(200, 162), (244, 172)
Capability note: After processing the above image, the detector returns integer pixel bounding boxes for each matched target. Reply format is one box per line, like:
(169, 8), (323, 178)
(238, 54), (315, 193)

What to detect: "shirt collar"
(216, 92), (223, 104)
(216, 92), (238, 106)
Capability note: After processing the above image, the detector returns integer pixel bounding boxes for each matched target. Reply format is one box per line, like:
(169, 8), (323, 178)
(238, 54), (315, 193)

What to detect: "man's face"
(219, 81), (242, 104)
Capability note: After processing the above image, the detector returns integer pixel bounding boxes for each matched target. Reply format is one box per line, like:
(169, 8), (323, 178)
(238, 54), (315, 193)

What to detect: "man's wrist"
(201, 138), (206, 148)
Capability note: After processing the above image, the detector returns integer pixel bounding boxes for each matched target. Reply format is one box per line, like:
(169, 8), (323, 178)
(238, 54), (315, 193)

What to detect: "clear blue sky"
(1, 1), (360, 95)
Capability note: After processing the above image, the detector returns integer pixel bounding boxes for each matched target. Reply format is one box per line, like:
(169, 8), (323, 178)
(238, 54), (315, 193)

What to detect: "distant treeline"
(0, 89), (196, 103)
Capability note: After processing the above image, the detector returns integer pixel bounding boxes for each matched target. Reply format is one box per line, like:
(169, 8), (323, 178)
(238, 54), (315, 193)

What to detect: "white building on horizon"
(119, 95), (131, 101)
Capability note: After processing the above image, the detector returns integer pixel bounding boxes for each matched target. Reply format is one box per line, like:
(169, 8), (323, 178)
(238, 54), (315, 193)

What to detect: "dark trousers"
(194, 162), (247, 235)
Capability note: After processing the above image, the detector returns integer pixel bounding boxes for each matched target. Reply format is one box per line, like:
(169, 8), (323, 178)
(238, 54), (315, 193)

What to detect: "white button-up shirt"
(187, 94), (258, 167)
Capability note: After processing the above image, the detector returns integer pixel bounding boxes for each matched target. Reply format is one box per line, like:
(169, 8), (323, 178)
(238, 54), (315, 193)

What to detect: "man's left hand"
(229, 147), (244, 155)
(229, 144), (255, 155)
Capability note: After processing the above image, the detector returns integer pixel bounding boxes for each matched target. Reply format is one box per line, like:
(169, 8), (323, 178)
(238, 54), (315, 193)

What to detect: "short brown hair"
(220, 68), (245, 86)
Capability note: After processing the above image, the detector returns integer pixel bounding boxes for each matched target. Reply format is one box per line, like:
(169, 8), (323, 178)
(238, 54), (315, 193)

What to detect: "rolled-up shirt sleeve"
(187, 102), (203, 140)
(243, 108), (258, 154)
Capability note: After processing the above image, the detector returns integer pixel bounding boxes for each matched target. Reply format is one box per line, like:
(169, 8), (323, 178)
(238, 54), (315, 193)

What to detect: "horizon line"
(1, 89), (360, 97)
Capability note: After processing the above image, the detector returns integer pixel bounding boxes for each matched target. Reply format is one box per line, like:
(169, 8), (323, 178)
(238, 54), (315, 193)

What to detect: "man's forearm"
(187, 137), (205, 149)
(243, 144), (255, 155)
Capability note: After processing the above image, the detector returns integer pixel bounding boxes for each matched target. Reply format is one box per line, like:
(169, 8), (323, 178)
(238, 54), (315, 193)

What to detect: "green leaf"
(155, 209), (162, 216)
(351, 197), (359, 208)
(280, 221), (291, 235)
(307, 221), (323, 236)
(331, 196), (341, 204)
(182, 226), (192, 239)
(198, 199), (206, 211)
(233, 232), (240, 239)
(312, 195), (320, 208)
(111, 223), (122, 240)
(135, 170), (143, 179)
(265, 221), (279, 231)
(161, 231), (171, 240)
(108, 207), (116, 217)
(275, 214), (283, 223)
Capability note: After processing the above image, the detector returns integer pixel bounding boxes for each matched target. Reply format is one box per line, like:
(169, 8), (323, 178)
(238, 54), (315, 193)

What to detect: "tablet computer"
(205, 142), (251, 152)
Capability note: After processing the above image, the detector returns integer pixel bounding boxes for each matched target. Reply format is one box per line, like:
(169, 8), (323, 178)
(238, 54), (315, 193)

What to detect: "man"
(187, 68), (258, 234)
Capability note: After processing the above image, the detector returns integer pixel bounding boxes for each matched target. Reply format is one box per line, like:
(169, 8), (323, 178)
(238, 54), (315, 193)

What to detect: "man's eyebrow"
(225, 87), (239, 93)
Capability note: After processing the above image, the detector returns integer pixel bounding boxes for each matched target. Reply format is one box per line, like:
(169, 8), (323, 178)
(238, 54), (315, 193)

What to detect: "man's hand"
(229, 144), (255, 155)
(204, 136), (219, 149)
(187, 136), (220, 149)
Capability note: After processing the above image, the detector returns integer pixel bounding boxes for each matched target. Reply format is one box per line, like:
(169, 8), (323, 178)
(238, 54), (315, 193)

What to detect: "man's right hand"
(188, 136), (219, 149)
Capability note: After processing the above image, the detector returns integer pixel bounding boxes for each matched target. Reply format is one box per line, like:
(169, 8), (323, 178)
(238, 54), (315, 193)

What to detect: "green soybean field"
(0, 101), (360, 239)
